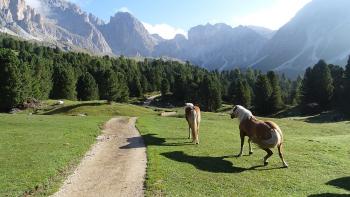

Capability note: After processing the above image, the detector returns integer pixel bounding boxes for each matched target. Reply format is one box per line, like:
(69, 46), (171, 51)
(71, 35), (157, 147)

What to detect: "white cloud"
(117, 6), (132, 14)
(26, 0), (41, 10)
(26, 0), (51, 16)
(142, 22), (187, 40)
(231, 0), (313, 30)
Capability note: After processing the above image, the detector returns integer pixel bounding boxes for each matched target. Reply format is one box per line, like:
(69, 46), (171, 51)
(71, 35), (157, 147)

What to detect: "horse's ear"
(233, 105), (237, 112)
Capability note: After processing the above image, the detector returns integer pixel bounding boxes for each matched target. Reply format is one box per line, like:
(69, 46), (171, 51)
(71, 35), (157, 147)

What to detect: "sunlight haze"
(67, 0), (313, 39)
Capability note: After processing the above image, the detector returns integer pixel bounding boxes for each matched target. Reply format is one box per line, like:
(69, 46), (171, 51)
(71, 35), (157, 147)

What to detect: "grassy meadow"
(0, 114), (108, 196)
(0, 101), (155, 196)
(137, 112), (350, 196)
(1, 100), (349, 196)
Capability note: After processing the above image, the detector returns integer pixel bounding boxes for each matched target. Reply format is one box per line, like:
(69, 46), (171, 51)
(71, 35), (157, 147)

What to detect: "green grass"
(37, 100), (155, 117)
(2, 100), (350, 196)
(0, 114), (108, 196)
(136, 112), (350, 196)
(0, 102), (155, 196)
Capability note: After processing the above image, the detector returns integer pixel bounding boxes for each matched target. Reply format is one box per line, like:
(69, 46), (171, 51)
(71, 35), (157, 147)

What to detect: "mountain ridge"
(1, 0), (350, 77)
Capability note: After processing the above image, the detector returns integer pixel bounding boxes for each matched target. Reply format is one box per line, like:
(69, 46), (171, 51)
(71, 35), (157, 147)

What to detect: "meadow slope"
(137, 112), (350, 196)
(0, 101), (155, 196)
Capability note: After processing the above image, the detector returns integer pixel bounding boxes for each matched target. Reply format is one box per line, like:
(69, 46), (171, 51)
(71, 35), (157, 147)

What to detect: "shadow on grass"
(141, 134), (193, 147)
(247, 164), (287, 171)
(308, 177), (350, 197)
(304, 112), (348, 123)
(43, 102), (107, 115)
(161, 151), (246, 173)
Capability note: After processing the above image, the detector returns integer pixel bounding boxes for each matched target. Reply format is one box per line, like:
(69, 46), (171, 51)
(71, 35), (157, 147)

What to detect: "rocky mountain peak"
(101, 11), (155, 56)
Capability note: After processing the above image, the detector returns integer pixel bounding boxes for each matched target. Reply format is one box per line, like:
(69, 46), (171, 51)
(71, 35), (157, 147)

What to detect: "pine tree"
(140, 75), (150, 93)
(115, 72), (129, 102)
(234, 78), (251, 108)
(290, 76), (302, 105)
(99, 69), (119, 102)
(19, 62), (33, 101)
(254, 74), (272, 115)
(76, 72), (99, 101)
(312, 60), (334, 109)
(301, 60), (334, 110)
(328, 64), (344, 108)
(0, 49), (23, 111)
(30, 58), (53, 100)
(129, 76), (143, 97)
(301, 67), (315, 105)
(51, 65), (77, 100)
(199, 75), (222, 112)
(173, 74), (187, 101)
(161, 78), (170, 96)
(267, 71), (284, 112)
(344, 56), (350, 113)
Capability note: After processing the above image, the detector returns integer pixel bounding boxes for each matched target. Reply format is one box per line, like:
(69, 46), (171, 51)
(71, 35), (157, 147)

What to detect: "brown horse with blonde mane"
(185, 103), (201, 144)
(230, 105), (288, 168)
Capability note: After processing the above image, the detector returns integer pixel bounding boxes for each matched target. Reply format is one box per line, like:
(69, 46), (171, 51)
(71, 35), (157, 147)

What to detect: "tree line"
(0, 35), (349, 115)
(300, 59), (350, 115)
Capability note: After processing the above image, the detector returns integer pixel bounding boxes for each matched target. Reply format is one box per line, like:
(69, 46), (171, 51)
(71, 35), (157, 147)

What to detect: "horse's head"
(230, 106), (238, 119)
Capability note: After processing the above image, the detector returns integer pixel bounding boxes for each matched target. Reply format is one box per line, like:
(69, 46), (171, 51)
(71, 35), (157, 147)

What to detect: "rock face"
(100, 12), (155, 56)
(0, 0), (271, 70)
(1, 0), (350, 77)
(0, 0), (113, 53)
(40, 0), (112, 54)
(253, 0), (350, 76)
(153, 24), (268, 70)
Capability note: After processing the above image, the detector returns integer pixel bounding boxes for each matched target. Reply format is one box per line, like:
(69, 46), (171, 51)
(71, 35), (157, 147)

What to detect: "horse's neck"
(239, 114), (252, 123)
(249, 116), (257, 121)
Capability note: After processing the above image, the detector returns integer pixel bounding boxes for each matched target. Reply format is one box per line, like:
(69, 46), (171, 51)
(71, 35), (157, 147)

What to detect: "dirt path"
(52, 117), (146, 197)
(143, 94), (161, 106)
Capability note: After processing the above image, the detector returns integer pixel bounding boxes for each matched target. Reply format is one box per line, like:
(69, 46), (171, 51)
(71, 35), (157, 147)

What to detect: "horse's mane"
(185, 103), (194, 109)
(234, 105), (253, 122)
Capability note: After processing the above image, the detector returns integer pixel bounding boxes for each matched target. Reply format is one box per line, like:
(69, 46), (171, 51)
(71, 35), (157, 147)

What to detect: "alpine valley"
(1, 0), (349, 77)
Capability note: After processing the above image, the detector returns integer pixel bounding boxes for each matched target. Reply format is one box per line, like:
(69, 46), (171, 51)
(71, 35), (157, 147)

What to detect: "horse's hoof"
(235, 154), (242, 158)
(249, 151), (253, 155)
(283, 163), (289, 168)
(264, 161), (269, 166)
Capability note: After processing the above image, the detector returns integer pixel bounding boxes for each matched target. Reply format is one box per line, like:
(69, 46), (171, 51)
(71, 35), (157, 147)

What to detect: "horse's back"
(243, 118), (282, 148)
(264, 121), (282, 133)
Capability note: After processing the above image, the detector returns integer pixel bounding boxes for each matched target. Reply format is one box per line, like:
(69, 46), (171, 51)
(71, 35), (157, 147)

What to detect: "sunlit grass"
(137, 112), (350, 196)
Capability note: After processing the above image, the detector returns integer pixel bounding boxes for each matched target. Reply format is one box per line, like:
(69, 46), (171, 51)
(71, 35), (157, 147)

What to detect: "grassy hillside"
(1, 100), (349, 196)
(0, 114), (108, 196)
(0, 102), (155, 196)
(136, 112), (350, 196)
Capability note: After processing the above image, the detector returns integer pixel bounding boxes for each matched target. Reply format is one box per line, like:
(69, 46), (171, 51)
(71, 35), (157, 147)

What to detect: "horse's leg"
(248, 138), (253, 155)
(197, 120), (200, 144)
(278, 143), (288, 168)
(263, 148), (273, 166)
(197, 121), (200, 134)
(236, 131), (245, 157)
(190, 120), (198, 144)
(188, 125), (191, 139)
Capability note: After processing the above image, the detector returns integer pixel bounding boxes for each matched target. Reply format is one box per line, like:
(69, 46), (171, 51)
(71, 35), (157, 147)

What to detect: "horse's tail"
(262, 121), (283, 148)
(194, 106), (201, 123)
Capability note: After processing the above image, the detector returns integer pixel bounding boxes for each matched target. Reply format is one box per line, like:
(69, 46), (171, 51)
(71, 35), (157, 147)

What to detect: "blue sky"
(68, 0), (312, 39)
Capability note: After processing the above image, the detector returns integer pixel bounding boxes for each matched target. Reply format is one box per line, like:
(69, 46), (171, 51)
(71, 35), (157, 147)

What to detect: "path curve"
(143, 94), (161, 106)
(52, 117), (146, 197)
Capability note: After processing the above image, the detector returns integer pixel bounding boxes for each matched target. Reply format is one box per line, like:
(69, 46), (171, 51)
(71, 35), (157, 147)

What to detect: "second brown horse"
(230, 105), (288, 168)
